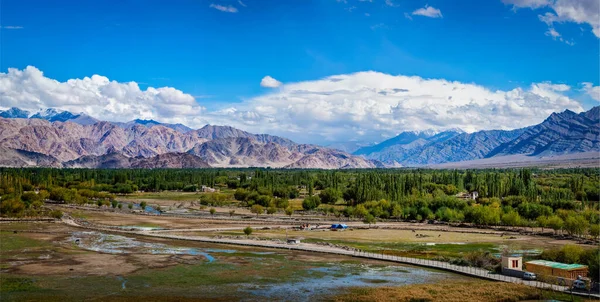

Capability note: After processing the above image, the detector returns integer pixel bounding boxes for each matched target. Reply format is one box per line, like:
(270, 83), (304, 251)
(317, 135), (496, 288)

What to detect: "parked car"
(573, 280), (587, 290)
(522, 272), (537, 280)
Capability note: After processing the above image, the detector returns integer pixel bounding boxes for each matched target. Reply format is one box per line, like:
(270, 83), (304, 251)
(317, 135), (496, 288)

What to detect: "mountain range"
(0, 108), (375, 169)
(354, 106), (599, 166)
(0, 106), (598, 169)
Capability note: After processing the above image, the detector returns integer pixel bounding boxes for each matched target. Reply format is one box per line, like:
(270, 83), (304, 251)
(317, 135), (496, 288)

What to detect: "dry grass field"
(333, 280), (589, 302)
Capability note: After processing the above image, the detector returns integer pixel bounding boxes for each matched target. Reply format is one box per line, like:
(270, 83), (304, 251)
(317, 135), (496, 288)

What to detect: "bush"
(182, 185), (197, 192)
(251, 204), (264, 216)
(302, 196), (321, 211)
(49, 210), (63, 219)
(243, 226), (253, 237)
(319, 188), (341, 204)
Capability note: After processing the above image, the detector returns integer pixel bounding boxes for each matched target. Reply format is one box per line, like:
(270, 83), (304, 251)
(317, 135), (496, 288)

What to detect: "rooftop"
(526, 260), (588, 270)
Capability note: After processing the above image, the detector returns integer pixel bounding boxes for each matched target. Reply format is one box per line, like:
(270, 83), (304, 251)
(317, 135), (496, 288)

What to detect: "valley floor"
(2, 205), (598, 301)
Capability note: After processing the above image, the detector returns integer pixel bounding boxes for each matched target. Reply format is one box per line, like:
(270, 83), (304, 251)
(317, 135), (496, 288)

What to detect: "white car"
(522, 272), (536, 280)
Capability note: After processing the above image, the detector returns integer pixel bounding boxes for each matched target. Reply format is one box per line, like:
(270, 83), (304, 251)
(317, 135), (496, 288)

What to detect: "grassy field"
(117, 192), (205, 201)
(199, 228), (569, 259)
(2, 222), (473, 301)
(332, 281), (590, 302)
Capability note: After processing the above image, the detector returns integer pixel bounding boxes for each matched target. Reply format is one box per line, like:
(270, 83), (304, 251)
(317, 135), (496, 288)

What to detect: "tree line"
(0, 168), (598, 239)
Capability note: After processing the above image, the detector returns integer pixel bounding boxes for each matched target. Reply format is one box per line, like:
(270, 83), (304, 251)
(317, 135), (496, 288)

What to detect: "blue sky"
(1, 0), (599, 144)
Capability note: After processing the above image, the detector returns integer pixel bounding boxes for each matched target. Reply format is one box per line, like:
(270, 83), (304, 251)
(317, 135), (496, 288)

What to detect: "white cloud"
(544, 27), (576, 45)
(582, 82), (600, 101)
(238, 0), (247, 7)
(0, 67), (589, 144)
(0, 66), (205, 126)
(503, 0), (552, 9)
(1, 26), (24, 29)
(412, 5), (443, 18)
(503, 0), (600, 38)
(370, 23), (387, 30)
(385, 0), (398, 7)
(260, 76), (282, 88)
(209, 4), (238, 13)
(232, 71), (584, 143)
(404, 12), (413, 20)
(545, 27), (561, 38)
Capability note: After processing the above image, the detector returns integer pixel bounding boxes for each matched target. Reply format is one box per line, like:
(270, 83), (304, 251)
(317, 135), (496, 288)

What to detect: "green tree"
(117, 203), (123, 209)
(210, 208), (216, 216)
(354, 204), (369, 219)
(234, 188), (249, 201)
(302, 196), (321, 211)
(275, 198), (289, 209)
(501, 211), (521, 227)
(547, 215), (564, 234)
(243, 226), (253, 237)
(128, 203), (133, 210)
(111, 199), (118, 208)
(536, 216), (549, 232)
(590, 224), (600, 239)
(140, 201), (147, 209)
(363, 214), (376, 227)
(319, 188), (341, 204)
(251, 204), (264, 216)
(49, 209), (63, 219)
(267, 206), (277, 215)
(564, 215), (589, 237)
(285, 207), (294, 217)
(0, 197), (25, 217)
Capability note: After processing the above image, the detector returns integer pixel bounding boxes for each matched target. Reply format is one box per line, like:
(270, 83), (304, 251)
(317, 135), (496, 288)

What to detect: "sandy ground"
(17, 253), (140, 275)
(53, 206), (596, 250)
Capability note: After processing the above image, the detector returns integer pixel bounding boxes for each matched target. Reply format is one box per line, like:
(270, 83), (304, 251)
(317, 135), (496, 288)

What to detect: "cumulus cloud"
(503, 0), (600, 38)
(582, 82), (600, 101)
(0, 66), (205, 126)
(412, 5), (443, 18)
(260, 76), (282, 88)
(0, 67), (589, 144)
(232, 72), (584, 143)
(209, 4), (238, 13)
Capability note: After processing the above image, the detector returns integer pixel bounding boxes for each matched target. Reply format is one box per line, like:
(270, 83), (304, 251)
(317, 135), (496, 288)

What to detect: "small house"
(525, 260), (588, 280)
(456, 191), (479, 201)
(201, 185), (216, 193)
(502, 256), (522, 271)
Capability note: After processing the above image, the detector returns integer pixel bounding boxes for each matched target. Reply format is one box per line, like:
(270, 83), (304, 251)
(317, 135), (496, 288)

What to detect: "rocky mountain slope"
(113, 119), (193, 133)
(355, 106), (599, 166)
(487, 107), (600, 157)
(0, 146), (62, 168)
(0, 112), (374, 168)
(0, 106), (597, 168)
(64, 152), (211, 169)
